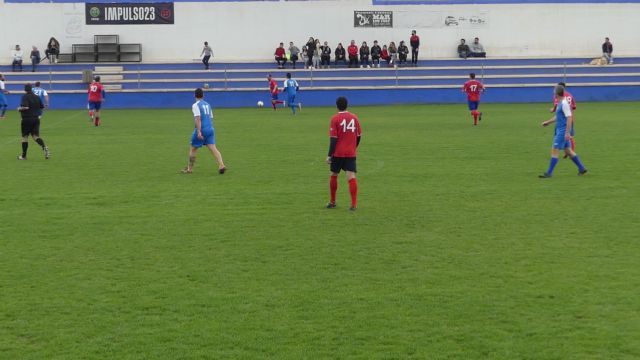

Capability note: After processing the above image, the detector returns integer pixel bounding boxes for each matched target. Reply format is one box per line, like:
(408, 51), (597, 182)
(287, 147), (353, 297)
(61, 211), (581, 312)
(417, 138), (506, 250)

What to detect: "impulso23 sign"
(354, 11), (393, 28)
(86, 3), (174, 25)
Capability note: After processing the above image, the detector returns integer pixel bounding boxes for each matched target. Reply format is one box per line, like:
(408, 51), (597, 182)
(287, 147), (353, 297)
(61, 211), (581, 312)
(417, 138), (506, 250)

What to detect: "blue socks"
(546, 157), (559, 175)
(571, 155), (586, 172)
(0, 105), (7, 117)
(290, 104), (296, 114)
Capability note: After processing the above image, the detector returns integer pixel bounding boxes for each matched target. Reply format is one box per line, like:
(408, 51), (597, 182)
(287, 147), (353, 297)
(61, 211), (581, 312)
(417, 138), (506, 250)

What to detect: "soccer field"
(1, 103), (639, 359)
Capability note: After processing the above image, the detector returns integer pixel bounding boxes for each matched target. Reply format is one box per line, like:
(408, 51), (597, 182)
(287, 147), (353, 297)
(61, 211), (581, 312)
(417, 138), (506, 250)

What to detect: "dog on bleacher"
(589, 57), (609, 66)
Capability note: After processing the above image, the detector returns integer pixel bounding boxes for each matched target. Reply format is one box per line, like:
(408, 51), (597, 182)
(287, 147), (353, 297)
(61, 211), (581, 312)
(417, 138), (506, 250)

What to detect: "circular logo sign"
(89, 7), (100, 18)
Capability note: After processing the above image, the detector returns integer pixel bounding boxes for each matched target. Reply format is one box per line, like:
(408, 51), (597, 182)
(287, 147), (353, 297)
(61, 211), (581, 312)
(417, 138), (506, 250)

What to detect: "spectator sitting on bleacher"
(359, 41), (370, 68)
(321, 41), (331, 69)
(458, 39), (470, 59)
(347, 40), (359, 68)
(334, 43), (346, 67)
(301, 46), (309, 68)
(275, 42), (287, 69)
(45, 37), (60, 63)
(371, 40), (381, 68)
(602, 37), (613, 64)
(381, 45), (390, 66)
(469, 37), (486, 58)
(398, 41), (409, 66)
(30, 46), (41, 72)
(11, 45), (23, 72)
(388, 42), (398, 66)
(289, 42), (300, 69)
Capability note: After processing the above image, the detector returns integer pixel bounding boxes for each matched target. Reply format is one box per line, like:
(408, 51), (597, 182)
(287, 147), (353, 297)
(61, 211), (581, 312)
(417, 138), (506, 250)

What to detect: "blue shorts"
(287, 94), (296, 105)
(0, 94), (7, 107)
(552, 132), (571, 150)
(190, 129), (215, 148)
(467, 100), (479, 111)
(88, 101), (102, 111)
(271, 93), (279, 100)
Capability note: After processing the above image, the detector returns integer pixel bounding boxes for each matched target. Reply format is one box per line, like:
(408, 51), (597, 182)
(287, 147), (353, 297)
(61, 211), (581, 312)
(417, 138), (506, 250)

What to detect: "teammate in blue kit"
(0, 74), (9, 119)
(539, 86), (587, 178)
(31, 81), (49, 119)
(181, 88), (226, 174)
(283, 72), (302, 115)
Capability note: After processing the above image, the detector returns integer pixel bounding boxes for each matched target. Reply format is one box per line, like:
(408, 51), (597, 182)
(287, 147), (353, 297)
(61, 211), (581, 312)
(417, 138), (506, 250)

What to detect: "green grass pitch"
(0, 102), (639, 359)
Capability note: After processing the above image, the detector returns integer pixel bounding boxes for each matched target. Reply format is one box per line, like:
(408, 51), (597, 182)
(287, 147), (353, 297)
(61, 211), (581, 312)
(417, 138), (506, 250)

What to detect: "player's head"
(469, 73), (476, 79)
(267, 74), (272, 81)
(336, 97), (348, 111)
(94, 75), (100, 82)
(24, 83), (32, 93)
(286, 73), (291, 79)
(194, 88), (204, 99)
(0, 73), (4, 80)
(555, 85), (565, 98)
(35, 81), (41, 87)
(557, 82), (566, 89)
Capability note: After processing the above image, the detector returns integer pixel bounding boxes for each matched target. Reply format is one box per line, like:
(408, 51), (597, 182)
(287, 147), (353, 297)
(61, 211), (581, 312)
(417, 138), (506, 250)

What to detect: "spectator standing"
(200, 41), (213, 70)
(388, 42), (398, 66)
(469, 37), (486, 57)
(45, 37), (60, 63)
(30, 46), (41, 72)
(458, 39), (470, 59)
(602, 37), (613, 64)
(398, 41), (409, 66)
(380, 45), (390, 66)
(11, 45), (23, 72)
(347, 40), (359, 68)
(306, 37), (316, 68)
(301, 46), (308, 68)
(274, 42), (287, 69)
(371, 40), (381, 68)
(359, 41), (370, 68)
(410, 30), (420, 66)
(334, 43), (347, 67)
(321, 41), (331, 69)
(312, 39), (321, 69)
(289, 42), (300, 69)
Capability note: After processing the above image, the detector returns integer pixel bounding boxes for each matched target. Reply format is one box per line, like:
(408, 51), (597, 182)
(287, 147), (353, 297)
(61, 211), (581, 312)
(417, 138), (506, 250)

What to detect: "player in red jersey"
(462, 72), (484, 125)
(87, 76), (105, 126)
(326, 97), (362, 211)
(550, 82), (577, 155)
(267, 74), (284, 110)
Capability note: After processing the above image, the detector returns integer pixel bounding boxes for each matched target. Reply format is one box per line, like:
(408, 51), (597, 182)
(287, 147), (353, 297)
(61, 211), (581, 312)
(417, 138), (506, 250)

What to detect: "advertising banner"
(85, 3), (174, 25)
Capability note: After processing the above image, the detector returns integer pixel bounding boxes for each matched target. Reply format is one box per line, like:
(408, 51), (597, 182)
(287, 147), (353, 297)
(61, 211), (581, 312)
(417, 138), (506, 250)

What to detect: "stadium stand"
(1, 57), (640, 108)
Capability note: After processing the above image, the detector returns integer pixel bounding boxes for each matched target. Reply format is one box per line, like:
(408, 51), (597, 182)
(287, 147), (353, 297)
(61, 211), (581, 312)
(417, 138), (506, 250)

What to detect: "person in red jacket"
(274, 43), (286, 69)
(410, 30), (420, 66)
(347, 40), (359, 68)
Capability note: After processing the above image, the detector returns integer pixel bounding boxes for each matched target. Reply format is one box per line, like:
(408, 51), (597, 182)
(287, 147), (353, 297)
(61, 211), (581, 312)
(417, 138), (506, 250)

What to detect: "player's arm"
(194, 115), (203, 139)
(562, 102), (573, 140)
(44, 91), (49, 108)
(18, 96), (29, 111)
(326, 136), (337, 164)
(541, 115), (555, 127)
(101, 88), (106, 102)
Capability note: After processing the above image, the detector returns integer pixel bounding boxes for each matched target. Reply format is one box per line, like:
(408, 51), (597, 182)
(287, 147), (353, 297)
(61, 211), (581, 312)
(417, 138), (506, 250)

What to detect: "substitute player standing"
(326, 96), (361, 211)
(32, 81), (49, 119)
(88, 76), (105, 126)
(462, 72), (484, 125)
(283, 73), (302, 115)
(267, 74), (284, 110)
(181, 88), (226, 174)
(550, 82), (577, 157)
(539, 86), (587, 178)
(17, 84), (50, 160)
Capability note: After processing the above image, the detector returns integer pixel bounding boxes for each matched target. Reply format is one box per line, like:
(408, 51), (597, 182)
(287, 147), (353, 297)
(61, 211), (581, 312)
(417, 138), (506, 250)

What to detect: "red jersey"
(88, 82), (104, 102)
(269, 79), (279, 95)
(347, 45), (358, 56)
(329, 111), (362, 158)
(274, 47), (285, 57)
(462, 80), (484, 101)
(410, 35), (420, 48)
(553, 90), (576, 111)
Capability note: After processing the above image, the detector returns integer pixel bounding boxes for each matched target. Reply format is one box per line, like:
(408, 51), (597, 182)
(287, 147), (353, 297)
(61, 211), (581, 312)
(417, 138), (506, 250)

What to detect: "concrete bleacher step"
(99, 74), (124, 82)
(103, 84), (123, 91)
(94, 66), (124, 73)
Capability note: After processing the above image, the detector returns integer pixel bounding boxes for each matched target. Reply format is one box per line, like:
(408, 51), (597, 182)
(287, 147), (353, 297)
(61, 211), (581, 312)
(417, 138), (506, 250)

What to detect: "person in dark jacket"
(410, 30), (420, 66)
(602, 37), (613, 64)
(305, 37), (316, 68)
(45, 37), (60, 63)
(398, 41), (409, 66)
(30, 46), (41, 72)
(457, 39), (470, 59)
(359, 41), (370, 68)
(370, 40), (381, 68)
(17, 84), (49, 160)
(334, 43), (346, 67)
(320, 41), (331, 69)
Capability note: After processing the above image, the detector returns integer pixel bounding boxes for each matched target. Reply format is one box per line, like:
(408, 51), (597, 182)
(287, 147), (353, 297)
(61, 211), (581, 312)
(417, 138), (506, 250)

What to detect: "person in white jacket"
(11, 45), (24, 72)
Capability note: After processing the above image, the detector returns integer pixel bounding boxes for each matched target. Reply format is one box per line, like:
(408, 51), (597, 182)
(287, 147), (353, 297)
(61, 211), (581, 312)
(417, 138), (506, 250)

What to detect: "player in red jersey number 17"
(326, 97), (362, 211)
(462, 72), (484, 126)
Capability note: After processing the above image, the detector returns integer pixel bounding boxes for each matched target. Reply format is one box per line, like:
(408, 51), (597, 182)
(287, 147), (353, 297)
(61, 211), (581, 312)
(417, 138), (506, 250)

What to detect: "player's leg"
(327, 158), (341, 208)
(18, 122), (31, 160)
(564, 146), (587, 175)
(289, 95), (297, 114)
(205, 144), (226, 174)
(94, 103), (102, 126)
(468, 101), (479, 125)
(182, 146), (198, 173)
(346, 170), (358, 210)
(88, 102), (95, 122)
(31, 123), (49, 159)
(540, 143), (561, 178)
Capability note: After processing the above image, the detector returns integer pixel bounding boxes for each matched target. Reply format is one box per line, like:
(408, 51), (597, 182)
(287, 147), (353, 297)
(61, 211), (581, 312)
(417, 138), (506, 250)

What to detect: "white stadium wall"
(0, 0), (638, 63)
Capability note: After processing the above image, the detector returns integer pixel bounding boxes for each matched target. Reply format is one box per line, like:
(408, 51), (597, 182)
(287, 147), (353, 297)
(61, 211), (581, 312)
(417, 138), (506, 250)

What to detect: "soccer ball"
(257, 101), (264, 108)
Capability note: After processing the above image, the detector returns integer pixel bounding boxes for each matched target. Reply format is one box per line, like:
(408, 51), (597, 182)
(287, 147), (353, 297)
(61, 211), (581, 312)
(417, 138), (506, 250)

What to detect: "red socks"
(570, 137), (576, 151)
(471, 110), (478, 125)
(348, 178), (358, 208)
(89, 110), (94, 119)
(330, 175), (338, 203)
(94, 117), (100, 126)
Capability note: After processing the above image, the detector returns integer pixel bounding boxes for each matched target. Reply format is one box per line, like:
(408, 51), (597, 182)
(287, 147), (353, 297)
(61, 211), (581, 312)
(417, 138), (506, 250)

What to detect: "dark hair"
(336, 97), (348, 111)
(94, 75), (101, 82)
(461, 38), (465, 42)
(474, 37), (479, 40)
(204, 41), (208, 46)
(469, 73), (476, 79)
(555, 86), (565, 97)
(195, 88), (204, 98)
(557, 82), (566, 88)
(25, 84), (32, 93)
(286, 73), (291, 79)
(35, 81), (41, 87)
